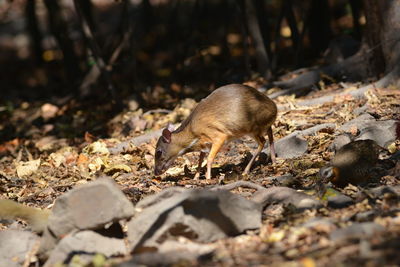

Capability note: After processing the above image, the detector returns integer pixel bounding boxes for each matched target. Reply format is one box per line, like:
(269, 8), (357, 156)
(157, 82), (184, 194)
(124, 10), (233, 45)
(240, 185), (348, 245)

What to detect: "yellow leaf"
(266, 230), (285, 243)
(104, 164), (132, 175)
(83, 141), (109, 156)
(16, 159), (41, 177)
(300, 257), (316, 267)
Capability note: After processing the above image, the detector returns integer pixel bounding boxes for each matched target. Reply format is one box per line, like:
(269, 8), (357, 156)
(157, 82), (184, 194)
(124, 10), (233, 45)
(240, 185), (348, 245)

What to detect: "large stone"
(327, 194), (354, 209)
(48, 178), (134, 238)
(0, 230), (40, 267)
(252, 186), (322, 210)
(267, 123), (335, 159)
(356, 122), (397, 147)
(330, 222), (385, 242)
(127, 188), (262, 252)
(275, 134), (308, 159)
(44, 230), (126, 267)
(118, 240), (214, 267)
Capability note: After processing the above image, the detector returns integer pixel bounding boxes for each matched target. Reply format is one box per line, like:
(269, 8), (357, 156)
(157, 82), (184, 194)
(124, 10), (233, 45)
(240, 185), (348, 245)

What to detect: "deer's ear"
(166, 123), (174, 132)
(162, 128), (172, 143)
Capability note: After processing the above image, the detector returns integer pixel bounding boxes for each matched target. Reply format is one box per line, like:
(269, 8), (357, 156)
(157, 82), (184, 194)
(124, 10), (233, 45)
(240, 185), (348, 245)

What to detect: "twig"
(211, 181), (266, 193)
(135, 187), (186, 210)
(73, 0), (117, 101)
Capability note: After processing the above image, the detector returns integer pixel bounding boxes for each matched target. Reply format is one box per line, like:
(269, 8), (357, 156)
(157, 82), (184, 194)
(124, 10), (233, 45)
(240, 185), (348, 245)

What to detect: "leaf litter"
(0, 82), (399, 266)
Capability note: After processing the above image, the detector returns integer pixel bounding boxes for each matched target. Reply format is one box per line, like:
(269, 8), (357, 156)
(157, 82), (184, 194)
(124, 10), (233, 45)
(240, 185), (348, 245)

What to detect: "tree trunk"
(25, 0), (43, 65)
(241, 0), (272, 80)
(44, 0), (81, 82)
(307, 0), (332, 56)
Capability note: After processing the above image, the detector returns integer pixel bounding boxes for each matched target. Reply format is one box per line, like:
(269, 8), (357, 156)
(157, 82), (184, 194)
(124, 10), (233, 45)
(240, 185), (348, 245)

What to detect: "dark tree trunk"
(349, 0), (362, 39)
(25, 0), (43, 65)
(253, 0), (272, 58)
(271, 0), (400, 96)
(80, 0), (96, 33)
(43, 0), (81, 82)
(363, 0), (386, 78)
(240, 0), (272, 80)
(307, 0), (332, 55)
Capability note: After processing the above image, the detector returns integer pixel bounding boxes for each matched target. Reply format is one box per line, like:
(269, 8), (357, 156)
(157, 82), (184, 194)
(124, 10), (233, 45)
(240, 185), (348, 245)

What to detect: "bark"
(307, 0), (332, 55)
(43, 0), (81, 81)
(363, 0), (385, 77)
(25, 0), (43, 65)
(73, 0), (118, 102)
(271, 0), (400, 96)
(241, 0), (272, 79)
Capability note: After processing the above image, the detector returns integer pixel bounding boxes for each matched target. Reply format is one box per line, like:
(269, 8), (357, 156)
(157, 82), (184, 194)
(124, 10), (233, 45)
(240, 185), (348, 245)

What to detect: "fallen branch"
(135, 187), (186, 210)
(211, 181), (266, 193)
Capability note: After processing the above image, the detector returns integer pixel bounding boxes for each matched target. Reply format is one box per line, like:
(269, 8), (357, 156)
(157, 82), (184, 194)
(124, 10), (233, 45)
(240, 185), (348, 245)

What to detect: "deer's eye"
(155, 150), (162, 159)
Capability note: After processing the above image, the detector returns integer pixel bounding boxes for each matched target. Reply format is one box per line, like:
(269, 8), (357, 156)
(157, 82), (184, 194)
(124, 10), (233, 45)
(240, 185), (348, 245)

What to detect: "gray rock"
(327, 194), (354, 209)
(339, 114), (376, 132)
(48, 178), (134, 238)
(266, 123), (335, 159)
(252, 187), (322, 210)
(333, 117), (396, 150)
(356, 122), (397, 147)
(330, 222), (385, 242)
(301, 217), (336, 231)
(338, 114), (397, 147)
(274, 134), (308, 159)
(118, 240), (214, 267)
(368, 185), (400, 198)
(354, 105), (368, 116)
(0, 230), (40, 267)
(354, 210), (376, 222)
(330, 134), (352, 151)
(127, 188), (262, 252)
(265, 174), (298, 187)
(44, 230), (126, 267)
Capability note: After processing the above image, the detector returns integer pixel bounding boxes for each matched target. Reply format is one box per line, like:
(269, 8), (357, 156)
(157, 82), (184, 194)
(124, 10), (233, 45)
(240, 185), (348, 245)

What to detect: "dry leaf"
(104, 164), (132, 175)
(16, 159), (41, 177)
(83, 140), (110, 156)
(41, 103), (59, 120)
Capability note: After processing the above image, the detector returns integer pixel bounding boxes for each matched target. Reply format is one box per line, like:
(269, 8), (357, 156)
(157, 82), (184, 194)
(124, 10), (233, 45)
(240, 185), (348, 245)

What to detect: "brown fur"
(154, 84), (278, 178)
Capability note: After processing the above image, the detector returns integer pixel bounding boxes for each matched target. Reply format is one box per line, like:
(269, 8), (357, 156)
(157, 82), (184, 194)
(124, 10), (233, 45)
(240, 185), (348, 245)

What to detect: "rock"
(337, 114), (397, 148)
(252, 187), (322, 210)
(354, 210), (376, 222)
(356, 185), (400, 200)
(356, 122), (397, 147)
(48, 178), (135, 238)
(265, 174), (298, 187)
(0, 230), (40, 267)
(327, 194), (354, 209)
(274, 134), (308, 159)
(330, 134), (352, 151)
(339, 114), (376, 132)
(127, 188), (262, 252)
(118, 240), (214, 267)
(354, 104), (368, 116)
(330, 222), (385, 242)
(301, 217), (336, 233)
(370, 185), (400, 197)
(44, 230), (126, 267)
(267, 123), (335, 159)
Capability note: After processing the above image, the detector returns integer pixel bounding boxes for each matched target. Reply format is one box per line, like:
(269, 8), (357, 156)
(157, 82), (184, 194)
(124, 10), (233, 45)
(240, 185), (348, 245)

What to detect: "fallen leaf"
(41, 103), (59, 120)
(16, 159), (41, 177)
(77, 153), (89, 166)
(266, 230), (285, 243)
(300, 257), (316, 267)
(49, 152), (66, 168)
(88, 157), (105, 173)
(104, 164), (132, 175)
(83, 140), (110, 156)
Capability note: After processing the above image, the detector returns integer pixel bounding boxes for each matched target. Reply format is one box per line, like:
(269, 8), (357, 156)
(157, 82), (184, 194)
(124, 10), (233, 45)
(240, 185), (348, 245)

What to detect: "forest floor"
(0, 80), (399, 266)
